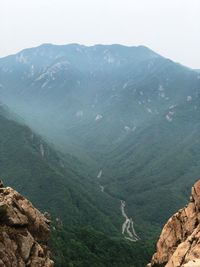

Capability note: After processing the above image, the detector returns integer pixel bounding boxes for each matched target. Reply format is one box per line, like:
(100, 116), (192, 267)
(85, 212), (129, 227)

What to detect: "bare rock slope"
(0, 180), (54, 267)
(148, 180), (200, 267)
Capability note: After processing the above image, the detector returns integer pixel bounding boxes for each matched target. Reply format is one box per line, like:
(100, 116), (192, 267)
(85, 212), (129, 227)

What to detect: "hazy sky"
(0, 0), (199, 68)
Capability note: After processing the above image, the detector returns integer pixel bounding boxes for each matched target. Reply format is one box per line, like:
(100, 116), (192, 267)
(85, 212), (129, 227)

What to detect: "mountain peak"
(148, 179), (200, 267)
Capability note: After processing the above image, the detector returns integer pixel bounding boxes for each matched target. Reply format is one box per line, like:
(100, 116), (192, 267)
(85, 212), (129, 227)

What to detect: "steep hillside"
(102, 96), (200, 233)
(0, 105), (122, 234)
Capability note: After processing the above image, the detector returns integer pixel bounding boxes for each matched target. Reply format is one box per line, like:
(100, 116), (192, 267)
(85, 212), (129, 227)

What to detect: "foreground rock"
(0, 180), (54, 267)
(148, 180), (200, 267)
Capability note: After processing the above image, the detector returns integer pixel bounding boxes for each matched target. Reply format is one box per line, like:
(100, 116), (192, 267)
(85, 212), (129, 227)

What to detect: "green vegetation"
(0, 106), (157, 266)
(0, 106), (122, 234)
(103, 97), (200, 232)
(51, 225), (154, 267)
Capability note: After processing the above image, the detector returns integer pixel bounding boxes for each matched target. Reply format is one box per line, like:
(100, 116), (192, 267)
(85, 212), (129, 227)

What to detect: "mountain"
(0, 43), (200, 239)
(148, 180), (200, 267)
(1, 44), (199, 158)
(0, 180), (54, 266)
(0, 43), (163, 157)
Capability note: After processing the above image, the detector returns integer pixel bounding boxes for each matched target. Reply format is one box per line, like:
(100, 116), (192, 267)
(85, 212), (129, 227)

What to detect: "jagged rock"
(148, 180), (200, 267)
(0, 182), (54, 267)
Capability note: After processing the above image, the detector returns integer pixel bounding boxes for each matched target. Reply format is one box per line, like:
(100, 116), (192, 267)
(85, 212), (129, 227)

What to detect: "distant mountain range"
(0, 43), (199, 242)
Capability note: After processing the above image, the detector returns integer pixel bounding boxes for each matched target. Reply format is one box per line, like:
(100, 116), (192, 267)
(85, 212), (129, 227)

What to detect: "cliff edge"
(148, 180), (200, 267)
(0, 180), (54, 267)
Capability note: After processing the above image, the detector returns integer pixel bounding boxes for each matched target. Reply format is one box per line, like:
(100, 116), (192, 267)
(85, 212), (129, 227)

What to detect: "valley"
(0, 43), (199, 266)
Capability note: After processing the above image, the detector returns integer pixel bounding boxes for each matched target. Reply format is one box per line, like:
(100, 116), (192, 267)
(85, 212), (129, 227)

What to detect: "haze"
(0, 0), (199, 68)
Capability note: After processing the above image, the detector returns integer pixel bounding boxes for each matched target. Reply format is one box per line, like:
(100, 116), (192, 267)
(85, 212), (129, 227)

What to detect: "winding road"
(121, 200), (140, 242)
(96, 169), (139, 242)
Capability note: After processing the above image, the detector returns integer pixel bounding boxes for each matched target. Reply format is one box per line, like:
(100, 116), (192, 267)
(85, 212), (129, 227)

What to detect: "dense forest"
(51, 225), (154, 267)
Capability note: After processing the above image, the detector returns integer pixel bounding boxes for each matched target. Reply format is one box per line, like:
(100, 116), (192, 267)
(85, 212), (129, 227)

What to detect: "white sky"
(0, 0), (199, 68)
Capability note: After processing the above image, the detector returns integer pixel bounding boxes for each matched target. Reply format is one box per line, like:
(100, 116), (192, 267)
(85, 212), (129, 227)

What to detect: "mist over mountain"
(0, 104), (124, 234)
(0, 43), (200, 265)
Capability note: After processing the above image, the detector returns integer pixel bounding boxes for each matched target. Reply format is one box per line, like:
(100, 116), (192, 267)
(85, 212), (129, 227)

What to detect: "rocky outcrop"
(0, 180), (54, 267)
(148, 180), (200, 267)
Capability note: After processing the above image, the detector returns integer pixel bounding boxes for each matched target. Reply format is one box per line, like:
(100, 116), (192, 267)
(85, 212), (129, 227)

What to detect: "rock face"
(0, 181), (54, 267)
(148, 180), (200, 267)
